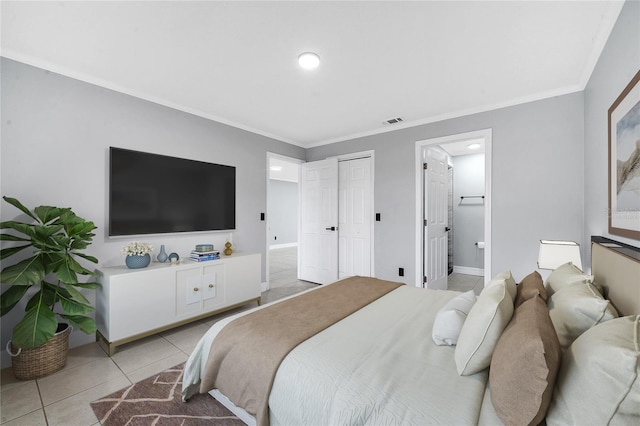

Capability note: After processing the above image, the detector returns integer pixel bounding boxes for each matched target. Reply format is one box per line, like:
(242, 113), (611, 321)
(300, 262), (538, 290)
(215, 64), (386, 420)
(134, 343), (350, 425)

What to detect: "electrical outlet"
(399, 267), (404, 276)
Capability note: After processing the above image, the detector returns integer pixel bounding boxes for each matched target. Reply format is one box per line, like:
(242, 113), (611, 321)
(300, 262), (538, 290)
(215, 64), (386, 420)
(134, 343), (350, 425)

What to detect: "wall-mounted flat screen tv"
(109, 147), (235, 236)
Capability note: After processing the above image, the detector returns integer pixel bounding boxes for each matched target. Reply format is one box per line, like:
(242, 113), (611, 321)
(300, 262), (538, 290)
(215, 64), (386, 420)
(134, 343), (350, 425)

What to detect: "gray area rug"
(90, 363), (244, 425)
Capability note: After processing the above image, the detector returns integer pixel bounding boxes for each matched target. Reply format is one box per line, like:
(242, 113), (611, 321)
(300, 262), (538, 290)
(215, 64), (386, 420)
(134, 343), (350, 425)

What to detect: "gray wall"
(584, 0), (640, 266)
(307, 92), (585, 286)
(0, 58), (305, 366)
(268, 179), (299, 246)
(452, 153), (485, 270)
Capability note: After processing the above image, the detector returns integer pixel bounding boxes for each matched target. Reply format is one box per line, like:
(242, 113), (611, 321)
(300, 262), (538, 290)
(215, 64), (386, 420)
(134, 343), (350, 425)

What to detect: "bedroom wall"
(584, 0), (640, 265)
(306, 92), (585, 286)
(268, 179), (299, 246)
(0, 58), (305, 367)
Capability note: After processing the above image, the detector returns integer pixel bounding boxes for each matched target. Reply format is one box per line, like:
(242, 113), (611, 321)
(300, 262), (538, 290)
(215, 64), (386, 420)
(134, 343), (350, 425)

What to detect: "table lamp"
(537, 240), (582, 270)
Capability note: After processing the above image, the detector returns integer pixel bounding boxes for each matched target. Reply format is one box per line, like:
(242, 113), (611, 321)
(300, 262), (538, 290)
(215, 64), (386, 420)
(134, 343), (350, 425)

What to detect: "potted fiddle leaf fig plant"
(0, 196), (99, 379)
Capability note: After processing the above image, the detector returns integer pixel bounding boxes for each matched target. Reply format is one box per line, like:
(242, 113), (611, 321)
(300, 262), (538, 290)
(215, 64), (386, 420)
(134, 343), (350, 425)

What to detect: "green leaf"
(34, 224), (63, 239)
(42, 252), (64, 275)
(0, 286), (29, 316)
(34, 205), (66, 225)
(11, 297), (57, 348)
(70, 221), (97, 237)
(54, 257), (78, 284)
(45, 233), (69, 251)
(74, 252), (99, 265)
(59, 296), (94, 315)
(0, 221), (36, 237)
(0, 245), (30, 260)
(2, 196), (38, 222)
(59, 314), (96, 334)
(26, 284), (56, 311)
(0, 233), (30, 242)
(70, 281), (100, 289)
(66, 256), (93, 275)
(0, 256), (44, 286)
(70, 239), (89, 250)
(60, 283), (91, 306)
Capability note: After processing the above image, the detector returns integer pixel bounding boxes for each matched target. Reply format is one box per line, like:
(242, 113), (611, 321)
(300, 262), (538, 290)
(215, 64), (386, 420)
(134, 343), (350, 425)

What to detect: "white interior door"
(298, 158), (339, 284)
(424, 147), (449, 289)
(338, 158), (372, 279)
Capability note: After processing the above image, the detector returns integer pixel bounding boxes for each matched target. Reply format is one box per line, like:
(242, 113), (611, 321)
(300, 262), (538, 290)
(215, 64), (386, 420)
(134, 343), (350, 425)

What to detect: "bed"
(182, 236), (640, 426)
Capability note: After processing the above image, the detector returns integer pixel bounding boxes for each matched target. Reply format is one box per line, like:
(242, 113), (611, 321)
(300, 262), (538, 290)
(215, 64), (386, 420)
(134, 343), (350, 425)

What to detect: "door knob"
(445, 227), (451, 232)
(325, 226), (336, 231)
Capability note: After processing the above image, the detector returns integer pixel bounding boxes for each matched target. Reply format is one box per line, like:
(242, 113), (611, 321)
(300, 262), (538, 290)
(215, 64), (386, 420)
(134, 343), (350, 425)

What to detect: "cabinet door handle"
(208, 284), (214, 288)
(193, 287), (199, 292)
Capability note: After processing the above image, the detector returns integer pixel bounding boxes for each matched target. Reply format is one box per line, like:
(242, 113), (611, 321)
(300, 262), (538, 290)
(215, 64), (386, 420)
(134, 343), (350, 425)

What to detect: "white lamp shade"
(538, 240), (582, 270)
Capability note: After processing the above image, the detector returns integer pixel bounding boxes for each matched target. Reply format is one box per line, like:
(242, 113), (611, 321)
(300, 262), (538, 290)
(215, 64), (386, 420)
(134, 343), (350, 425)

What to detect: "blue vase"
(126, 254), (151, 269)
(157, 245), (168, 263)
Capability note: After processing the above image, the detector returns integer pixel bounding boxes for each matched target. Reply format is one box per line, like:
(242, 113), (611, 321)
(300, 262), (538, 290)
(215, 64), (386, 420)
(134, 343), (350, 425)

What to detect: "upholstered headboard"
(591, 236), (640, 316)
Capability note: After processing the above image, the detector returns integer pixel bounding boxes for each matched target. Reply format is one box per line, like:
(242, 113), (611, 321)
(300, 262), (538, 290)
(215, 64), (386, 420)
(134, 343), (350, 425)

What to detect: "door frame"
(265, 152), (304, 292)
(414, 129), (493, 288)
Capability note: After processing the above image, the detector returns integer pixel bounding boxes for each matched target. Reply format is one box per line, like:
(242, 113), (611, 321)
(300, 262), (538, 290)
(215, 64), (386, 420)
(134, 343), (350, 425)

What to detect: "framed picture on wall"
(608, 69), (640, 240)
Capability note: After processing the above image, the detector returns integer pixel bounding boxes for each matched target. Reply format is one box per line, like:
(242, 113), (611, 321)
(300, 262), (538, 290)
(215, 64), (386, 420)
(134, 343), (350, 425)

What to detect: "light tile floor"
(447, 271), (485, 295)
(0, 248), (478, 426)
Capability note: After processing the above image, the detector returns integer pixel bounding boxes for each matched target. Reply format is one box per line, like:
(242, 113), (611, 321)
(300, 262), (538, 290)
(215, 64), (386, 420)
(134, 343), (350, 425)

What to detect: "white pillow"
(548, 281), (618, 350)
(546, 315), (640, 425)
(545, 261), (595, 296)
(485, 270), (517, 302)
(432, 290), (477, 346)
(455, 279), (514, 375)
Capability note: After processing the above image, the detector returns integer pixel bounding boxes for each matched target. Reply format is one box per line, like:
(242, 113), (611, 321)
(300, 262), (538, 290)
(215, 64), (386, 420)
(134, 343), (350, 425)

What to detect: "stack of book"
(190, 250), (220, 262)
(195, 244), (214, 252)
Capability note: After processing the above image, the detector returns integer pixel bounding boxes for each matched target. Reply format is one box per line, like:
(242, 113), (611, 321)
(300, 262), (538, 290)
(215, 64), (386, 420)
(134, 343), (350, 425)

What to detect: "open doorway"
(415, 129), (492, 292)
(266, 154), (303, 293)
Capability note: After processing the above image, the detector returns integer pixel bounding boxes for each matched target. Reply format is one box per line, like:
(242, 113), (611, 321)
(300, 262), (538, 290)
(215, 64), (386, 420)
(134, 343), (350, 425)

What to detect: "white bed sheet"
(268, 285), (495, 425)
(182, 284), (503, 425)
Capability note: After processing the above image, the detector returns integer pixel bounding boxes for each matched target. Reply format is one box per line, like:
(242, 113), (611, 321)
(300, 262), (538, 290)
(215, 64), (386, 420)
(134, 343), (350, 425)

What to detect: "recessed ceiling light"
(468, 143), (481, 149)
(298, 52), (320, 69)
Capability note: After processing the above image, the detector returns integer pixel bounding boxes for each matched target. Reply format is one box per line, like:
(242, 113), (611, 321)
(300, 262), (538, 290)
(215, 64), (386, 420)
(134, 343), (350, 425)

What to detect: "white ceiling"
(1, 1), (624, 148)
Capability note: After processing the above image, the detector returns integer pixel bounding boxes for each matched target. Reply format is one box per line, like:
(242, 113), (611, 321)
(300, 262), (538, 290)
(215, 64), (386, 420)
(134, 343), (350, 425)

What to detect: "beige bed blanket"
(198, 276), (402, 426)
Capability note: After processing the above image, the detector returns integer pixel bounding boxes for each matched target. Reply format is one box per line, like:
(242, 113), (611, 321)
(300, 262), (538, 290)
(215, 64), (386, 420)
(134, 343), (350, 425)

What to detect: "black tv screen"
(109, 147), (235, 236)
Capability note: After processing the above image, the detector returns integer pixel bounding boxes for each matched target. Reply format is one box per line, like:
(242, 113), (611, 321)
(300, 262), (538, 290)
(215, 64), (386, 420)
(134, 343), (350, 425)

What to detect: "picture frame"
(608, 69), (640, 240)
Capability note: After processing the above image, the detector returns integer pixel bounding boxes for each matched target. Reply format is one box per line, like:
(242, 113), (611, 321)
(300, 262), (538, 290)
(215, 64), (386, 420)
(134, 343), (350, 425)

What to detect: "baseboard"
(453, 266), (484, 277)
(269, 242), (298, 249)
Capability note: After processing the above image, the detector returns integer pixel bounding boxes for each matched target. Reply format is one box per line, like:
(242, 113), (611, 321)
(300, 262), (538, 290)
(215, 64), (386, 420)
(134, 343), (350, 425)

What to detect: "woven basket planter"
(8, 323), (71, 380)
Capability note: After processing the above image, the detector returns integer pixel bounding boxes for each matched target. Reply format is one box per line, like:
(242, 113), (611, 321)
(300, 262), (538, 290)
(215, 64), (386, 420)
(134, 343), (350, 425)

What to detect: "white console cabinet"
(96, 252), (261, 355)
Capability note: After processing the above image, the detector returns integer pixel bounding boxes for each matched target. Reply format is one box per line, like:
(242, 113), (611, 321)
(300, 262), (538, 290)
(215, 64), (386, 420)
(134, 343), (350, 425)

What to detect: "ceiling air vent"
(383, 117), (404, 125)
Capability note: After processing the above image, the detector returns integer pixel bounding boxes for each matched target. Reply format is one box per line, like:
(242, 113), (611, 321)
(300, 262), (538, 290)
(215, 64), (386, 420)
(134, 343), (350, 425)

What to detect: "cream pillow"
(548, 281), (618, 350)
(546, 315), (640, 425)
(544, 261), (595, 296)
(485, 270), (517, 302)
(455, 279), (514, 375)
(432, 290), (477, 346)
